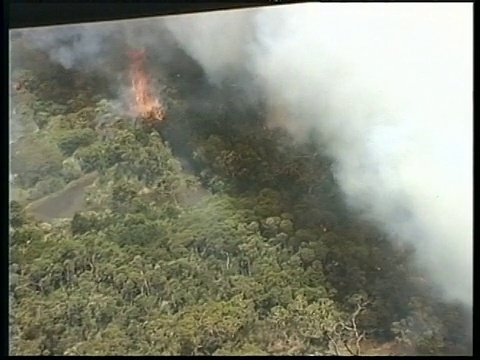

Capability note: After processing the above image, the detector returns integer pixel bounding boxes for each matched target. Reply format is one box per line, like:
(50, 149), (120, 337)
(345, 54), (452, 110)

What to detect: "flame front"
(128, 49), (165, 124)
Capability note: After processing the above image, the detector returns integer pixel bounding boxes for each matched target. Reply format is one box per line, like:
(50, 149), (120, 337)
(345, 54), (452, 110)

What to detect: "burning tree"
(127, 49), (166, 125)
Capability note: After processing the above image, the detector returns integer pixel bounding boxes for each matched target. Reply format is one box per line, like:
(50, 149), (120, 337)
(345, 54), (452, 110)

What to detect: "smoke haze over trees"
(9, 3), (472, 356)
(164, 3), (473, 308)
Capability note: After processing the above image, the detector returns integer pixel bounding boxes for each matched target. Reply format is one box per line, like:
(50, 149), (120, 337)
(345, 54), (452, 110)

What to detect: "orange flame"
(128, 49), (165, 124)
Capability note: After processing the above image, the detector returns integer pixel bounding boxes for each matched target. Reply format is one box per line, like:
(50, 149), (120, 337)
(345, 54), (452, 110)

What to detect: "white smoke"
(163, 9), (257, 86)
(165, 3), (473, 307)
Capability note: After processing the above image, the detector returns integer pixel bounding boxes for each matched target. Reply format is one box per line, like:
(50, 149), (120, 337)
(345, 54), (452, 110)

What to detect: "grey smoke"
(19, 23), (118, 69)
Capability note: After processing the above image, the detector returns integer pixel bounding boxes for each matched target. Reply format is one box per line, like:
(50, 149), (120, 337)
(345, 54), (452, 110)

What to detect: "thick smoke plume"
(162, 10), (257, 86)
(12, 4), (472, 308)
(18, 23), (118, 70)
(164, 3), (473, 307)
(14, 18), (178, 84)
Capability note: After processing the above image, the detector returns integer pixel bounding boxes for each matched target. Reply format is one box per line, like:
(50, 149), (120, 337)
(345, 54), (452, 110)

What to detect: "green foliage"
(55, 128), (97, 156)
(73, 142), (111, 172)
(9, 41), (471, 357)
(10, 201), (29, 228)
(27, 176), (67, 201)
(11, 134), (64, 188)
(60, 157), (83, 183)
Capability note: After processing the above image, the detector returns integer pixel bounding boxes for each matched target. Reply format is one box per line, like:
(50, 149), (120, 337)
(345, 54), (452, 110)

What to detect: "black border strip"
(7, 1), (301, 29)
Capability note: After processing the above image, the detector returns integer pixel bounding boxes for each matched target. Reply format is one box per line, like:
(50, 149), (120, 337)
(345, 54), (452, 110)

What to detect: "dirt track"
(25, 161), (210, 223)
(25, 171), (99, 222)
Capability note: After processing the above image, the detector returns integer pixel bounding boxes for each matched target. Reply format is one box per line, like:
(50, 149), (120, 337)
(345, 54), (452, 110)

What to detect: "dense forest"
(9, 29), (472, 356)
